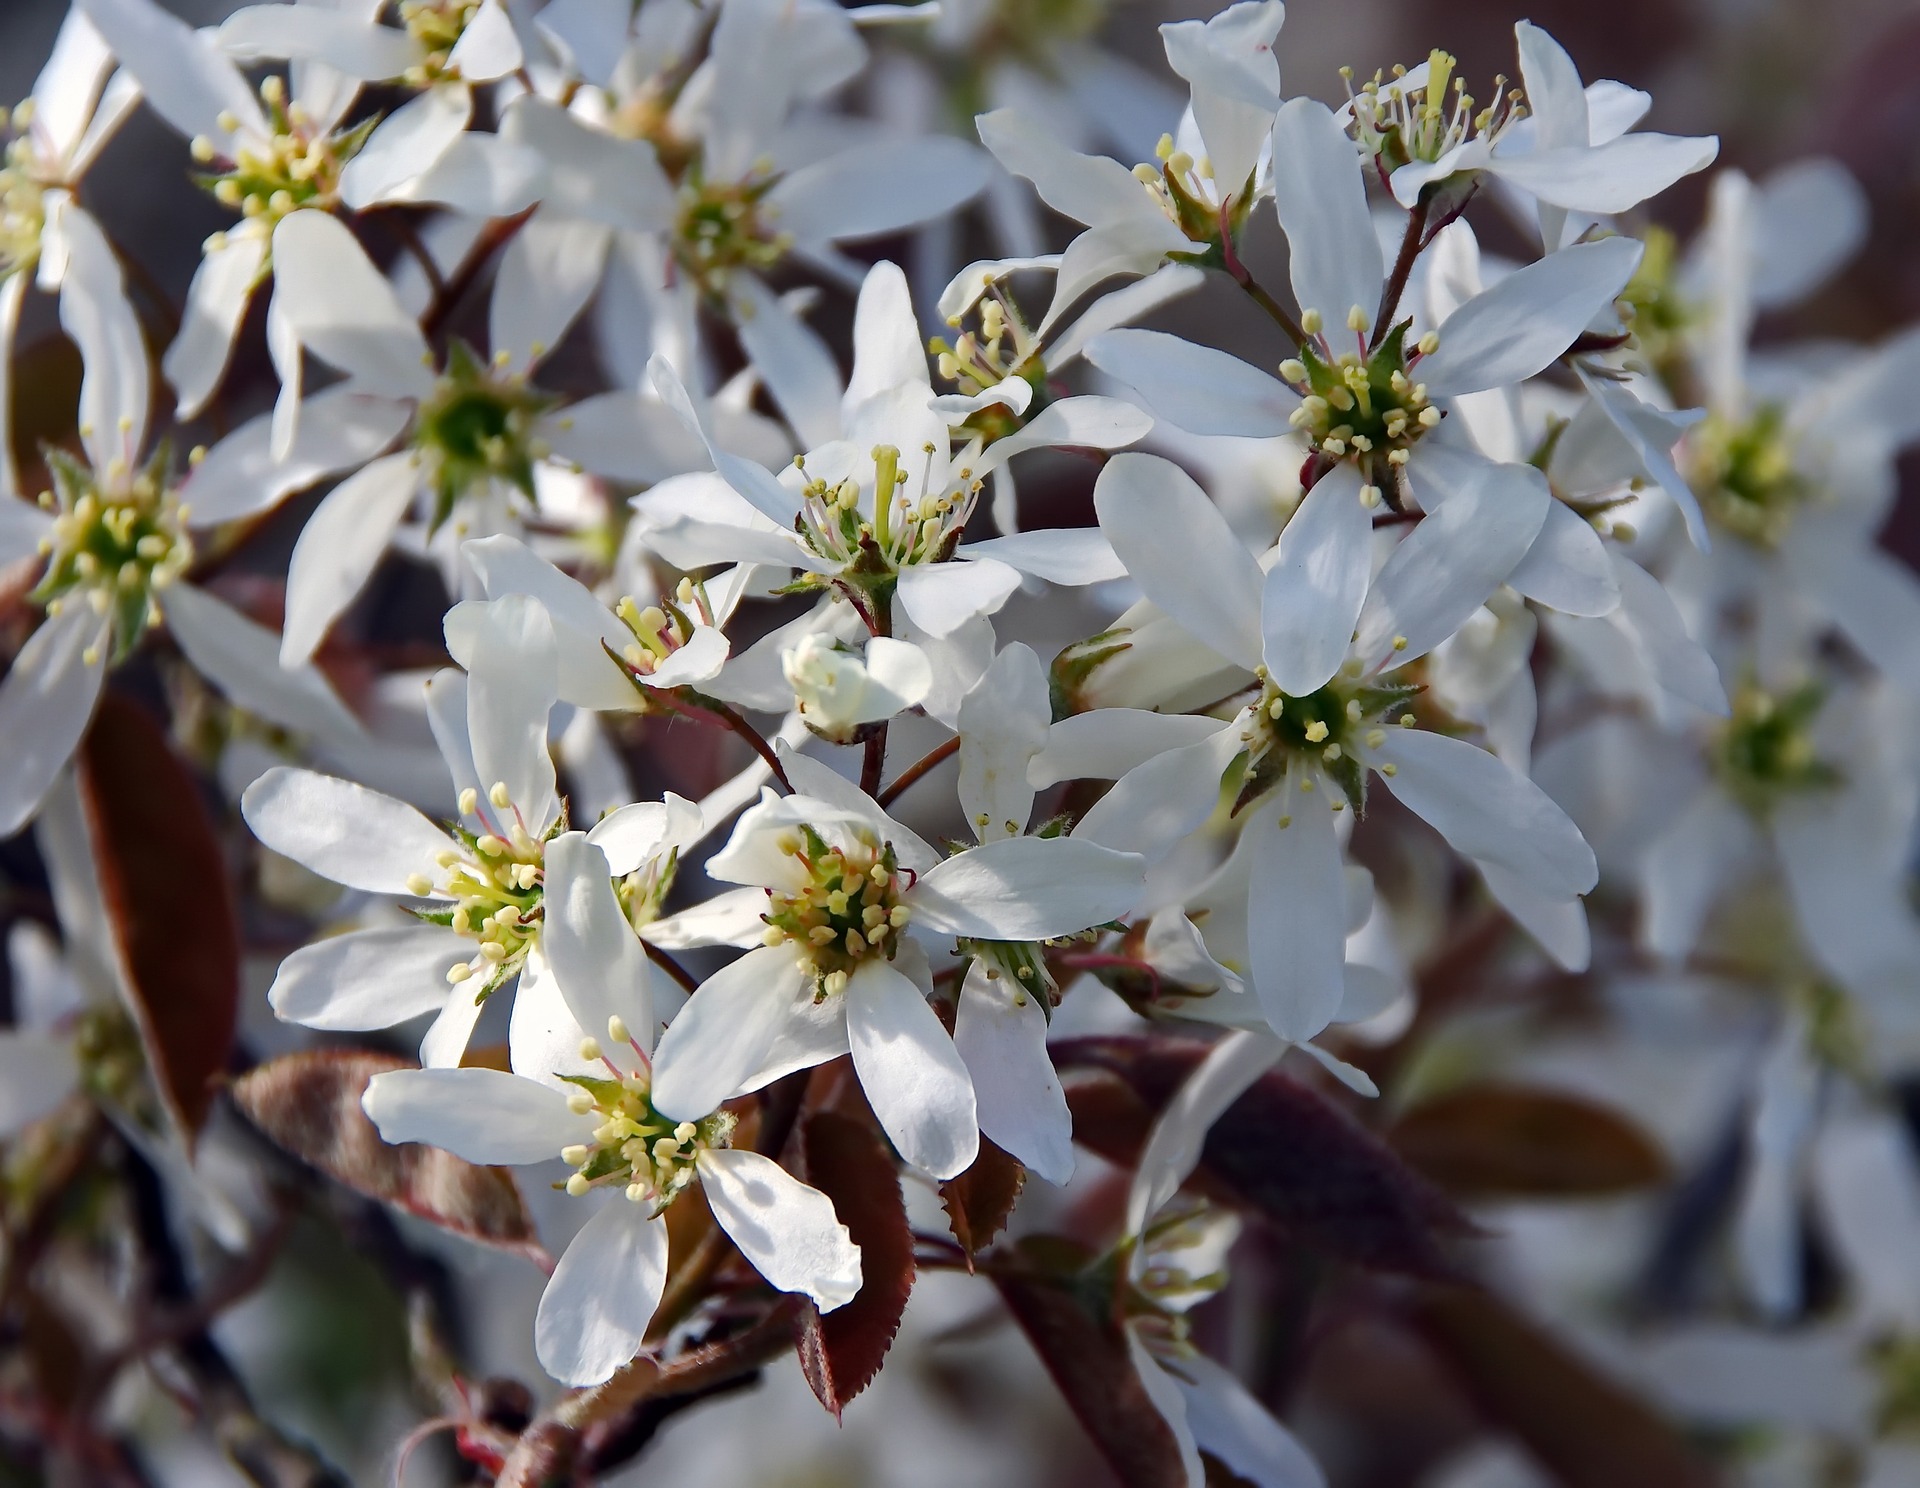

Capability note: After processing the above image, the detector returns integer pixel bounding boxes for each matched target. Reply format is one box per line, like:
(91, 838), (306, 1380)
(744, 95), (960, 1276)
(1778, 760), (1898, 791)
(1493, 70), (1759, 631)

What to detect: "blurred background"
(4, 2), (1920, 1486)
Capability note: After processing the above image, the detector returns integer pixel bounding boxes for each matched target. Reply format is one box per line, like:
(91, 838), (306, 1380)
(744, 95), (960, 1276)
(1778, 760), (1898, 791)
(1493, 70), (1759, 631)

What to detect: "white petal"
(846, 259), (927, 413)
(1376, 729), (1597, 898)
(6, 920), (82, 1031)
(280, 451), (420, 665)
(363, 1066), (593, 1164)
(167, 584), (362, 743)
(586, 802), (673, 877)
(1129, 1339), (1207, 1488)
(1419, 238), (1644, 397)
(500, 96), (675, 231)
(1095, 452), (1263, 670)
(698, 1147), (862, 1311)
(186, 388), (410, 525)
(446, 0), (522, 82)
(1260, 464), (1371, 696)
(218, 6), (418, 79)
(419, 978), (487, 1069)
(1083, 329), (1298, 438)
(1158, 2), (1283, 193)
(0, 485), (52, 569)
(1481, 861), (1591, 973)
(1245, 794), (1347, 1043)
(1513, 21), (1588, 150)
(1491, 133), (1719, 215)
(0, 273), (30, 499)
(242, 765), (453, 893)
(270, 210), (433, 397)
(894, 557), (1021, 637)
(1753, 159), (1867, 309)
(770, 136), (991, 247)
(390, 132), (543, 218)
(650, 946), (813, 1121)
(1507, 498), (1620, 616)
(1038, 218), (1191, 337)
(1033, 712), (1229, 788)
(1609, 552), (1727, 714)
(1355, 450), (1549, 668)
(910, 836), (1145, 941)
(1171, 1354), (1328, 1488)
(953, 962), (1073, 1184)
(733, 276), (843, 449)
(1047, 263), (1205, 371)
(545, 391), (710, 485)
(976, 394), (1153, 472)
(165, 232), (267, 419)
(466, 594), (559, 830)
(1577, 368), (1709, 550)
(57, 207), (148, 470)
(958, 642), (1049, 841)
(543, 833), (657, 1057)
(1638, 786), (1753, 963)
(647, 354), (798, 524)
(1072, 725), (1242, 861)
(266, 925), (463, 1030)
(0, 1031), (79, 1138)
(1127, 1028), (1286, 1235)
(490, 216), (610, 377)
(536, 1200), (667, 1386)
(846, 959), (978, 1179)
(976, 108), (1156, 226)
(83, 0), (265, 147)
(1270, 97), (1382, 333)
(958, 530), (1122, 588)
(0, 606), (106, 837)
(340, 84), (472, 210)
(458, 534), (633, 707)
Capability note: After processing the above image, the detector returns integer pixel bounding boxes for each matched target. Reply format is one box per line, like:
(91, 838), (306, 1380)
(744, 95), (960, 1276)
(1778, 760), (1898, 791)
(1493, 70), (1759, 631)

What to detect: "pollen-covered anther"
(761, 826), (909, 986)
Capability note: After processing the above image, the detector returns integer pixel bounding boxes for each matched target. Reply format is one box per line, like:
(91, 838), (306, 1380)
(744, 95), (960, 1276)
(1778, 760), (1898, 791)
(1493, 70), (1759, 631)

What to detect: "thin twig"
(669, 690), (792, 791)
(878, 734), (959, 808)
(383, 212), (446, 303)
(643, 940), (700, 996)
(1219, 212), (1306, 348)
(419, 207), (535, 342)
(1371, 198), (1429, 348)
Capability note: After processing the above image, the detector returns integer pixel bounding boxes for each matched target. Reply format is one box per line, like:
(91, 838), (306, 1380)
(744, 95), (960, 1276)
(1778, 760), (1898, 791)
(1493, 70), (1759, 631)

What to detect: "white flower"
(250, 210), (721, 665)
(643, 260), (1149, 641)
(1119, 1031), (1329, 1488)
(0, 6), (135, 495)
(1348, 23), (1717, 248)
(1086, 450), (1595, 1039)
(783, 631), (932, 742)
(216, 0), (529, 210)
(0, 208), (361, 836)
(363, 835), (859, 1386)
(241, 595), (582, 1068)
(647, 765), (1146, 1180)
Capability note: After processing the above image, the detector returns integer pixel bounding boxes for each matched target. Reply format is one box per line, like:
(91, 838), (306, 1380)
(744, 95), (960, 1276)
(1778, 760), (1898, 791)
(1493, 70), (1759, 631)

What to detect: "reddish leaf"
(794, 1110), (914, 1417)
(78, 692), (239, 1140)
(993, 1252), (1187, 1488)
(1410, 1286), (1720, 1488)
(939, 1136), (1026, 1263)
(1056, 1035), (1472, 1278)
(1387, 1084), (1670, 1199)
(231, 1050), (545, 1263)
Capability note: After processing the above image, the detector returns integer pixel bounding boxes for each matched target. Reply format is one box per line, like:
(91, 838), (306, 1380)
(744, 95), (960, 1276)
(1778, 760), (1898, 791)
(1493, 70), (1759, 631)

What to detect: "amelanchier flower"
(0, 209), (367, 837)
(646, 760), (1147, 1180)
(363, 832), (860, 1386)
(0, 5), (136, 495)
(1118, 1031), (1330, 1488)
(77, 0), (380, 418)
(1083, 451), (1596, 1042)
(1343, 23), (1717, 249)
(645, 262), (1150, 642)
(241, 596), (681, 1070)
(217, 0), (528, 210)
(255, 209), (723, 666)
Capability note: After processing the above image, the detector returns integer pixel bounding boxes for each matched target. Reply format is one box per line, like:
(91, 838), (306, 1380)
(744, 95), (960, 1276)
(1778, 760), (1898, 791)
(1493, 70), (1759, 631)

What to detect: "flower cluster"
(7, 3), (1920, 1485)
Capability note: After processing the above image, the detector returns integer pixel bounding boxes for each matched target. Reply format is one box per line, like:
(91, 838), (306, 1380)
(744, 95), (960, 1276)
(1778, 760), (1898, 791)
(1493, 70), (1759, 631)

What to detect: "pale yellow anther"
(561, 1144), (590, 1165)
(1417, 331), (1439, 356)
(405, 873), (434, 896)
(1382, 763), (1399, 776)
(1304, 719), (1330, 743)
(1301, 309), (1323, 335)
(446, 962), (472, 984)
(1279, 358), (1307, 383)
(477, 834), (510, 857)
(565, 1173), (590, 1196)
(607, 1015), (630, 1046)
(579, 1037), (602, 1062)
(458, 787), (479, 816)
(489, 781), (512, 809)
(567, 1090), (594, 1114)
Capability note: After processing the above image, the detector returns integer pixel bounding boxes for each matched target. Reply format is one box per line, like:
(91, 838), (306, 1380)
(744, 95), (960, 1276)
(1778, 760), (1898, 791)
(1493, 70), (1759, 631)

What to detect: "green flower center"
(1689, 405), (1812, 549)
(762, 825), (912, 992)
(673, 168), (790, 299)
(1618, 225), (1694, 379)
(416, 783), (562, 999)
(30, 447), (193, 665)
(412, 342), (555, 530)
(559, 1066), (733, 1213)
(1714, 683), (1839, 816)
(1283, 321), (1441, 482)
(193, 78), (369, 246)
(1238, 662), (1419, 815)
